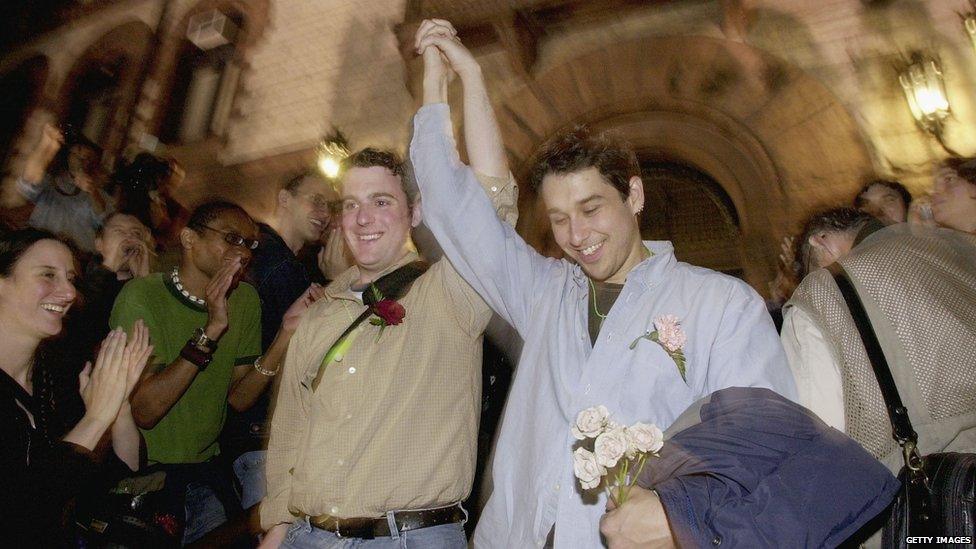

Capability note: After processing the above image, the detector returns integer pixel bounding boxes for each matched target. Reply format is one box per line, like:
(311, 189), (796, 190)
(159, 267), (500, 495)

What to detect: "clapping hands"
(78, 321), (154, 424)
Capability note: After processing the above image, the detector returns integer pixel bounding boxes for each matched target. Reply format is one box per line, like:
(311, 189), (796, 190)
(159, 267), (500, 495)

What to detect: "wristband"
(180, 341), (213, 371)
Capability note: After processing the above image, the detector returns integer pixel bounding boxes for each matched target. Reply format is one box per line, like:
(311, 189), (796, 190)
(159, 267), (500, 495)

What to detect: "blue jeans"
(233, 450), (267, 509)
(182, 481), (229, 545)
(282, 516), (467, 549)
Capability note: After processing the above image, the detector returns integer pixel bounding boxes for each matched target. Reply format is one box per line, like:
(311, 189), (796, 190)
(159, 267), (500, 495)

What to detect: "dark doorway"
(639, 160), (743, 277)
(0, 57), (48, 176)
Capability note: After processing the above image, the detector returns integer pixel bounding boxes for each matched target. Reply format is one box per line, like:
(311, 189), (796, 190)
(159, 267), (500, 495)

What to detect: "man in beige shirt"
(260, 30), (515, 547)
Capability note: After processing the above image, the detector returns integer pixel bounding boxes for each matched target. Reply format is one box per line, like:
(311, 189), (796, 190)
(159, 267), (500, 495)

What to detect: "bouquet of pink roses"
(571, 405), (664, 506)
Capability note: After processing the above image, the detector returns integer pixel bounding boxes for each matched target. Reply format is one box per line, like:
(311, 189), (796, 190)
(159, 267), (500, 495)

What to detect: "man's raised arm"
(410, 19), (555, 335)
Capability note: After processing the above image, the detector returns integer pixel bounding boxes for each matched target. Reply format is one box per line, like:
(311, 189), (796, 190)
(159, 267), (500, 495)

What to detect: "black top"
(0, 366), (98, 547)
(246, 223), (312, 349)
(223, 224), (313, 459)
(588, 280), (624, 346)
(61, 261), (127, 375)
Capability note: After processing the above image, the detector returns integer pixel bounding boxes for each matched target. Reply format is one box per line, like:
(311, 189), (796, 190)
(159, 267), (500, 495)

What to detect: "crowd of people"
(1, 18), (973, 549)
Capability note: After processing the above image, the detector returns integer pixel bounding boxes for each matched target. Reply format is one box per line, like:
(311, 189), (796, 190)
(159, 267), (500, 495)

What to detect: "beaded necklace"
(170, 267), (206, 306)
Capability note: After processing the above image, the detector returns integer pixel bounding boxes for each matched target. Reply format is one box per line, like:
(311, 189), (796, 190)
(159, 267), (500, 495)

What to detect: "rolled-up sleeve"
(409, 104), (553, 336)
(16, 176), (45, 202)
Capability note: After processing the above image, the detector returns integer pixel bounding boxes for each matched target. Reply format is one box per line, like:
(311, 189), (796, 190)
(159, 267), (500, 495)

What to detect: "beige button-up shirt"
(262, 173), (516, 527)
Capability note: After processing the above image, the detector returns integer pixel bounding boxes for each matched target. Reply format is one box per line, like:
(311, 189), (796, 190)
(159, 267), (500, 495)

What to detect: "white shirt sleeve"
(781, 306), (846, 432)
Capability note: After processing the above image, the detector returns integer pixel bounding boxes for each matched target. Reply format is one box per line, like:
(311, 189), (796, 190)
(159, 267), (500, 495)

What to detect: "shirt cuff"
(413, 103), (452, 142)
(16, 177), (42, 200)
(473, 172), (519, 226)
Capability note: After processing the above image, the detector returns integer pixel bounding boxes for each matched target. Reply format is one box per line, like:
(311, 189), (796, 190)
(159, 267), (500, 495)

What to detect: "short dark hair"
(186, 200), (252, 231)
(282, 170), (327, 194)
(854, 179), (912, 209)
(339, 148), (415, 204)
(0, 228), (75, 277)
(794, 207), (875, 279)
(530, 126), (639, 200)
(938, 157), (976, 186)
(95, 211), (151, 239)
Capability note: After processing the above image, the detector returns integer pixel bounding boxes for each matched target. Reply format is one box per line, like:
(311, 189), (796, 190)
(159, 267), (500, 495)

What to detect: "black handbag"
(829, 264), (976, 547)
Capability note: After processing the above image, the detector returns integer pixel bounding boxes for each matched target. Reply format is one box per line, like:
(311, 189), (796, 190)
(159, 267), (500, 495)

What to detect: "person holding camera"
(16, 123), (112, 252)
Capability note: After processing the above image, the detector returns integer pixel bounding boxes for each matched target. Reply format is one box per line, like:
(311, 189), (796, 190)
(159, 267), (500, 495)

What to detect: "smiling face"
(858, 183), (908, 225)
(0, 239), (78, 341)
(541, 167), (645, 283)
(932, 167), (976, 233)
(339, 165), (420, 283)
(281, 175), (333, 244)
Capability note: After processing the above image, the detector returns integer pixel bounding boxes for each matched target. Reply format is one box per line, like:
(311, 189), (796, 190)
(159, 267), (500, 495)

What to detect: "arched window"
(159, 9), (246, 144)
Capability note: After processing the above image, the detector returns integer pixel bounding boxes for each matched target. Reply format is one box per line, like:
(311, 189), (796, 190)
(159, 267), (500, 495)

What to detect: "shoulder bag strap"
(309, 261), (429, 390)
(826, 262), (918, 449)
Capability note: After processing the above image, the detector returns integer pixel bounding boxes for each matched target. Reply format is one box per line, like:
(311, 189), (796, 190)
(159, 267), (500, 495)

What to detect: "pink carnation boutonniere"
(630, 314), (688, 381)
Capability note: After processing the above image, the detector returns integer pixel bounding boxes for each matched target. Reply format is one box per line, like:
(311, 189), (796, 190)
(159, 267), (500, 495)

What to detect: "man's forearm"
(458, 65), (508, 179)
(228, 328), (293, 411)
(130, 359), (199, 429)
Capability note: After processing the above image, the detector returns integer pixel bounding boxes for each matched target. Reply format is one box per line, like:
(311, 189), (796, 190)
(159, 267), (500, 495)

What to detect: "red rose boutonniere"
(368, 285), (406, 339)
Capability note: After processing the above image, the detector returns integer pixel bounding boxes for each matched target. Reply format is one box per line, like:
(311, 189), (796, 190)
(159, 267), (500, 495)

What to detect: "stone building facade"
(1, 0), (973, 293)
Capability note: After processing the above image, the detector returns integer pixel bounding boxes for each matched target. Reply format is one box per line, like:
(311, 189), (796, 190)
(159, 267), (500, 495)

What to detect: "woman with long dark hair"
(0, 228), (153, 547)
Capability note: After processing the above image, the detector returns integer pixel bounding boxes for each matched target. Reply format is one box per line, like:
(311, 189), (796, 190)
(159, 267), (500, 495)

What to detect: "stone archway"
(497, 35), (873, 292)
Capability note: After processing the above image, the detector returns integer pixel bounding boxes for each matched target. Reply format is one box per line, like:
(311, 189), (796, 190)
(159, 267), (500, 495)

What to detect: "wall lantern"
(317, 129), (350, 180)
(898, 52), (956, 154)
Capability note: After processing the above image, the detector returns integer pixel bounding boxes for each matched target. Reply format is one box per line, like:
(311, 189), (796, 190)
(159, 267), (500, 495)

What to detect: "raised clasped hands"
(415, 19), (479, 103)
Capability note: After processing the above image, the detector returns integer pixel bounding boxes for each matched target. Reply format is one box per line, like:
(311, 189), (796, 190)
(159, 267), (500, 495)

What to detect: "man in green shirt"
(110, 201), (278, 544)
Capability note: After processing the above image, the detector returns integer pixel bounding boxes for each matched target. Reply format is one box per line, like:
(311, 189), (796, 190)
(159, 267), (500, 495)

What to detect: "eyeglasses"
(194, 225), (259, 250)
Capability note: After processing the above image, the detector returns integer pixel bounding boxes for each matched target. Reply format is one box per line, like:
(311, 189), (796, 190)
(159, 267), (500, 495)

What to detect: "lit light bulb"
(318, 155), (341, 179)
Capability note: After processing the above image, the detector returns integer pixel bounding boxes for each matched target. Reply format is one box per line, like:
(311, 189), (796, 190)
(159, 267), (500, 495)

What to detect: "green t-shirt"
(109, 272), (262, 464)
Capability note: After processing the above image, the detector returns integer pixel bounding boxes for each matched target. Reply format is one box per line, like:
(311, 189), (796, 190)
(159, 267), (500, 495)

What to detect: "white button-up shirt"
(410, 104), (797, 548)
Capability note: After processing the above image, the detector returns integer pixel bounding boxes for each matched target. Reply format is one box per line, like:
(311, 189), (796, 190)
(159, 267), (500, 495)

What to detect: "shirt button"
(330, 506), (339, 514)
(348, 367), (356, 374)
(607, 332), (613, 341)
(712, 535), (722, 545)
(584, 384), (591, 395)
(554, 483), (560, 491)
(346, 413), (353, 419)
(337, 458), (344, 466)
(490, 186), (498, 192)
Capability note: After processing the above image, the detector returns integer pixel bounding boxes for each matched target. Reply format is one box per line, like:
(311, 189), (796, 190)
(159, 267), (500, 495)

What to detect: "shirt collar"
(325, 250), (422, 303)
(572, 240), (676, 291)
(258, 223), (297, 257)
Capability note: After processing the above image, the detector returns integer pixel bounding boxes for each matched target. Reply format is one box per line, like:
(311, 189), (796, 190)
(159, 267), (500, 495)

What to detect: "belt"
(306, 503), (464, 539)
